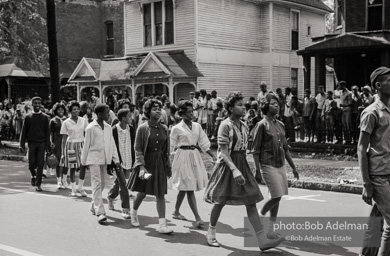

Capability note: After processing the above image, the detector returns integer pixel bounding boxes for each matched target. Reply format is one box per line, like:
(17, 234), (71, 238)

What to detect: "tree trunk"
(46, 0), (60, 104)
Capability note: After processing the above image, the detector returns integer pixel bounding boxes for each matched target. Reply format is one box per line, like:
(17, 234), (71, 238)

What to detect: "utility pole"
(46, 0), (60, 103)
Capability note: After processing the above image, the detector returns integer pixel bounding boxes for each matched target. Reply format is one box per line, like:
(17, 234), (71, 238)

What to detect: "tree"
(0, 0), (49, 73)
(322, 0), (335, 34)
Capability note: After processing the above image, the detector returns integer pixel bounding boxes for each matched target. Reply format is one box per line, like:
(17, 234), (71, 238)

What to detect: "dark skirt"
(128, 150), (167, 197)
(204, 150), (263, 205)
(52, 134), (63, 160)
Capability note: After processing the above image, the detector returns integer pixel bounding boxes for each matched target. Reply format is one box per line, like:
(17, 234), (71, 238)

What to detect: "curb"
(0, 154), (362, 194)
(287, 180), (362, 195)
(0, 155), (26, 162)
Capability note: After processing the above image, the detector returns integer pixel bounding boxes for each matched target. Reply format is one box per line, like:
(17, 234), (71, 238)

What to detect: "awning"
(297, 32), (390, 56)
(0, 57), (45, 78)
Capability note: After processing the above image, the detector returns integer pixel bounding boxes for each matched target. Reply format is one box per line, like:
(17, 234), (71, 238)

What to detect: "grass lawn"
(201, 150), (362, 186)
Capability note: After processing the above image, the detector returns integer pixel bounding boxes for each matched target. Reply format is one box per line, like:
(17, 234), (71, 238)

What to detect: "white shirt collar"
(116, 123), (129, 133)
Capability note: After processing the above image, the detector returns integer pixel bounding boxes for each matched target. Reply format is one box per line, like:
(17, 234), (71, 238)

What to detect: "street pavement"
(0, 160), (372, 256)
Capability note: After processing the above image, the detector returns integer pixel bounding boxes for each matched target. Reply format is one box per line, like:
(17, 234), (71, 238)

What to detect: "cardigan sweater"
(133, 121), (171, 175)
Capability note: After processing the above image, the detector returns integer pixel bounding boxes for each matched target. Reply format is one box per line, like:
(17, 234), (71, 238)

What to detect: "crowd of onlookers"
(0, 81), (379, 145)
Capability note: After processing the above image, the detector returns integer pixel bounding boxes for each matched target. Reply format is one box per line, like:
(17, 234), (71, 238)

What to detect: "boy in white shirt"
(81, 104), (121, 224)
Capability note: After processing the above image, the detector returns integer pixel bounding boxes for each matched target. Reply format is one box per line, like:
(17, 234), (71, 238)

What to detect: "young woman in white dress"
(170, 100), (216, 227)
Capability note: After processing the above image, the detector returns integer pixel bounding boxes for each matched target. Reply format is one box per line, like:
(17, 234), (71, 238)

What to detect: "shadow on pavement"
(282, 241), (359, 256)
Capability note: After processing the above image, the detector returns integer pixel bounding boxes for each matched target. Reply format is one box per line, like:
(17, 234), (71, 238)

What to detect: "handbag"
(46, 153), (59, 169)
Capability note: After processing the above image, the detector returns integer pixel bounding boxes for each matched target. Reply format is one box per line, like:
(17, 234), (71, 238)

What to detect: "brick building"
(298, 0), (390, 92)
(0, 0), (124, 101)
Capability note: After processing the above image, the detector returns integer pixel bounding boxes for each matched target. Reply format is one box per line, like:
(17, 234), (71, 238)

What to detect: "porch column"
(5, 77), (11, 99)
(168, 77), (174, 103)
(303, 55), (311, 91)
(131, 79), (136, 104)
(315, 55), (326, 93)
(76, 83), (80, 102)
(99, 81), (103, 103)
(381, 49), (390, 67)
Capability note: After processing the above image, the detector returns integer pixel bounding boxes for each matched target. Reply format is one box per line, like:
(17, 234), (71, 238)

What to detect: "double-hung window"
(291, 11), (299, 50)
(105, 21), (114, 55)
(367, 0), (383, 31)
(143, 0), (174, 47)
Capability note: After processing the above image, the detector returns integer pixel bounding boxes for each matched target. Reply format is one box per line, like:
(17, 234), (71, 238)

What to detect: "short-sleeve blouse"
(60, 117), (87, 142)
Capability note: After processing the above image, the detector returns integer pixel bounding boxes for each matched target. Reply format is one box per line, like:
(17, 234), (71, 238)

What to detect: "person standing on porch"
(303, 89), (316, 143)
(204, 92), (283, 251)
(19, 97), (51, 192)
(284, 87), (295, 142)
(81, 104), (121, 224)
(358, 67), (390, 256)
(170, 100), (216, 228)
(339, 81), (353, 144)
(315, 85), (327, 143)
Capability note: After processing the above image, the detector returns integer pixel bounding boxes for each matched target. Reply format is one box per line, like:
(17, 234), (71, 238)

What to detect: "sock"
(268, 221), (276, 233)
(78, 179), (84, 190)
(62, 175), (68, 183)
(71, 182), (76, 192)
(208, 225), (216, 237)
(158, 218), (166, 226)
(56, 177), (61, 184)
(132, 209), (138, 215)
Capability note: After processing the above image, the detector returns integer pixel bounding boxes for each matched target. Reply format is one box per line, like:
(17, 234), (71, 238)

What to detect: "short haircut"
(224, 92), (243, 115)
(211, 90), (217, 94)
(170, 104), (177, 115)
(304, 89), (311, 94)
(67, 101), (81, 113)
(200, 89), (207, 96)
(52, 102), (67, 116)
(143, 99), (162, 118)
(260, 94), (279, 115)
(327, 91), (333, 95)
(177, 100), (193, 116)
(95, 104), (109, 115)
(117, 109), (131, 121)
(216, 102), (223, 108)
(117, 99), (130, 109)
(338, 81), (347, 87)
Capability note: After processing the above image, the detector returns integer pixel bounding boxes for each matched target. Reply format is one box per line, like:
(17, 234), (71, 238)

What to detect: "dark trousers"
(285, 116), (295, 141)
(108, 168), (130, 210)
(28, 142), (46, 187)
(352, 112), (360, 143)
(315, 109), (324, 142)
(361, 204), (383, 256)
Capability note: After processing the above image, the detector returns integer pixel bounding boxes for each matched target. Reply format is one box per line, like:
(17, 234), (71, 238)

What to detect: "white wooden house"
(69, 0), (332, 102)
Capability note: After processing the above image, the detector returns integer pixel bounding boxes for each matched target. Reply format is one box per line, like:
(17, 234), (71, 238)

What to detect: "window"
(105, 21), (114, 55)
(143, 0), (174, 47)
(307, 26), (311, 37)
(336, 0), (342, 27)
(144, 4), (152, 46)
(165, 0), (174, 45)
(367, 0), (383, 31)
(291, 68), (298, 94)
(291, 11), (299, 50)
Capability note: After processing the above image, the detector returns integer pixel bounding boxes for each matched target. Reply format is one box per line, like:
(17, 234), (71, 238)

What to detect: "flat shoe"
(172, 214), (187, 220)
(207, 237), (220, 247)
(195, 220), (204, 228)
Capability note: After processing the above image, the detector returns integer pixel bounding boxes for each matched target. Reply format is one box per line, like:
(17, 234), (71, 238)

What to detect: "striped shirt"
(116, 124), (133, 170)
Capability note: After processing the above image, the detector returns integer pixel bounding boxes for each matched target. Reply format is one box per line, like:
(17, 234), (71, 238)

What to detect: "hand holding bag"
(46, 153), (59, 169)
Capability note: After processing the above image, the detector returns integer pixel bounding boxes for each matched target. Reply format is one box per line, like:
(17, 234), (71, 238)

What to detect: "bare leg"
(246, 204), (264, 233)
(173, 191), (186, 216)
(156, 195), (166, 218)
(187, 191), (202, 221)
(210, 204), (224, 227)
(79, 165), (86, 180)
(133, 192), (146, 210)
(70, 168), (76, 183)
(260, 197), (281, 216)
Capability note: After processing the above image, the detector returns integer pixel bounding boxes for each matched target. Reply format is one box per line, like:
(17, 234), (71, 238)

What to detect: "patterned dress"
(204, 118), (263, 205)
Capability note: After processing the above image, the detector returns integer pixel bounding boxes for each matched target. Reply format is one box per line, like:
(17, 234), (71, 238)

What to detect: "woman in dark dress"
(127, 99), (173, 234)
(203, 92), (283, 251)
(50, 103), (68, 189)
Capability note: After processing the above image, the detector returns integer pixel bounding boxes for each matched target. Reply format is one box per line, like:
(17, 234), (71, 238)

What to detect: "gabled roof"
(69, 51), (203, 84)
(297, 33), (390, 55)
(256, 0), (332, 12)
(0, 57), (45, 78)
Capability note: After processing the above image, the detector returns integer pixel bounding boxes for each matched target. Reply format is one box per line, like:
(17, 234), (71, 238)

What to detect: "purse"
(46, 153), (59, 169)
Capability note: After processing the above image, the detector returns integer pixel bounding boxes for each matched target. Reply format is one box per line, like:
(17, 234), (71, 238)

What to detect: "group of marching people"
(20, 90), (300, 252)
